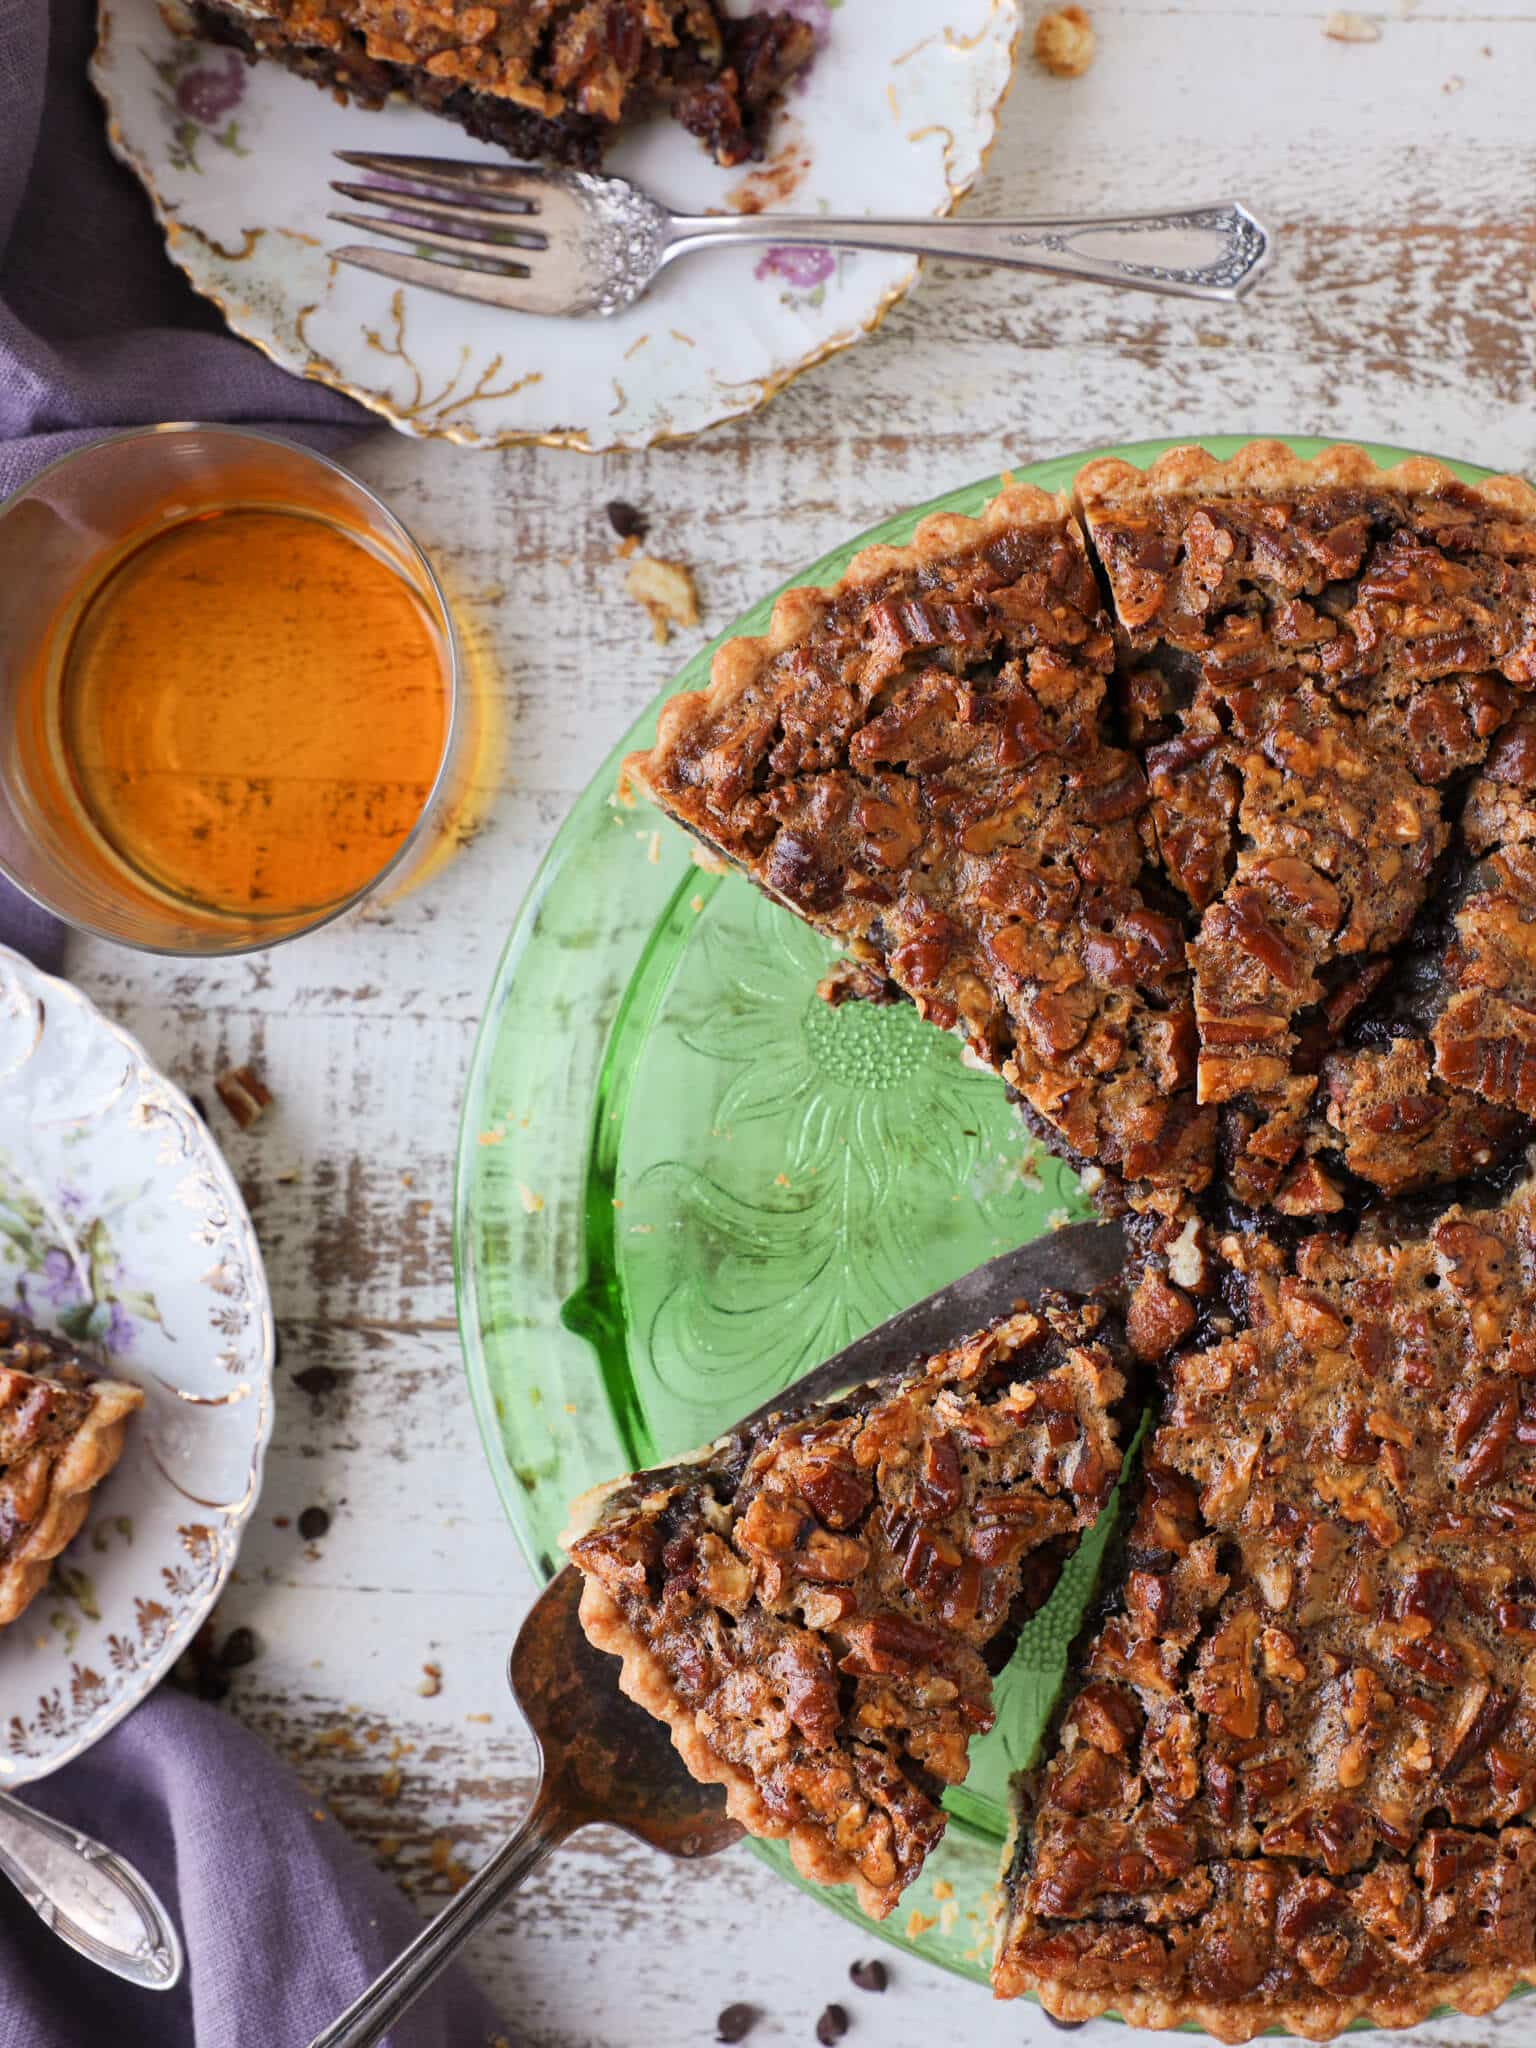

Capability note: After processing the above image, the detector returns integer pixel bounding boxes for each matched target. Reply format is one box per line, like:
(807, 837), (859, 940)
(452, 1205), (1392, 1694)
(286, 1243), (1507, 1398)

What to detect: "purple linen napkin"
(2, 13), (510, 2043)
(11, 1690), (508, 2048)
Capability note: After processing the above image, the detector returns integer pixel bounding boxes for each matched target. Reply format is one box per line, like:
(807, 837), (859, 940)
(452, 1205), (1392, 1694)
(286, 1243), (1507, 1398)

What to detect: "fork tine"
(330, 180), (546, 238)
(331, 243), (569, 314)
(333, 150), (548, 208)
(327, 211), (545, 266)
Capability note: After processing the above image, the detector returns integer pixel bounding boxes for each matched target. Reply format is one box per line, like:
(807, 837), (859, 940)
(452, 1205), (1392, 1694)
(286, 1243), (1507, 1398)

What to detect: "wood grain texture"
(66, 4), (1536, 2039)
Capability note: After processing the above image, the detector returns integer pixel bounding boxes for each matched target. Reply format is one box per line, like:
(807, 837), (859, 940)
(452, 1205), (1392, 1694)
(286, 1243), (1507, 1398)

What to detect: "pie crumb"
(905, 1909), (937, 1938)
(625, 554), (699, 643)
(418, 1661), (443, 1697)
(1324, 10), (1381, 40)
(1033, 5), (1095, 78)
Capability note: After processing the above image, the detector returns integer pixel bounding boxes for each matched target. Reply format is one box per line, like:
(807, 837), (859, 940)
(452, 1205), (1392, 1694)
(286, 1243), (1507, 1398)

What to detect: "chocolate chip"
(187, 1094), (209, 1122)
(815, 2005), (848, 2045)
(715, 2004), (756, 2043)
(298, 1505), (331, 1541)
(848, 1960), (887, 1993)
(1043, 2016), (1087, 2032)
(218, 1625), (259, 1669)
(606, 498), (648, 542)
(293, 1365), (339, 1400)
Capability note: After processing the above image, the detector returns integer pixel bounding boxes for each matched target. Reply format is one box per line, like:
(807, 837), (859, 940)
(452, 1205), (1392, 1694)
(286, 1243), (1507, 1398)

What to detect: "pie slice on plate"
(566, 1295), (1125, 1916)
(995, 1182), (1536, 2039)
(0, 1309), (144, 1629)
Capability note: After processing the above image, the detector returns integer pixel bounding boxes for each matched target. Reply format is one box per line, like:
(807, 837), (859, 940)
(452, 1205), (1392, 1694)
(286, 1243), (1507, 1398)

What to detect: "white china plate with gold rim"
(90, 0), (1021, 451)
(0, 947), (272, 1781)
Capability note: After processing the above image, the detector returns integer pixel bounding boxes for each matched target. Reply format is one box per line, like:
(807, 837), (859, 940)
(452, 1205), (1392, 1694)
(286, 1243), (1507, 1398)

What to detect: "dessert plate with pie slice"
(90, 0), (1020, 451)
(0, 947), (273, 1781)
(456, 434), (1529, 1996)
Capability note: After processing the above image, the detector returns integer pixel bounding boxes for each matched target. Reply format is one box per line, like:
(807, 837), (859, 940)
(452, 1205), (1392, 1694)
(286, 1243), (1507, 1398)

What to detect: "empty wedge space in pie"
(559, 441), (1536, 2039)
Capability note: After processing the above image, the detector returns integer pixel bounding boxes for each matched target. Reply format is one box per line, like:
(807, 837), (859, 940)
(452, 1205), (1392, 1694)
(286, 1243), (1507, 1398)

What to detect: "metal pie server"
(308, 1216), (1129, 2048)
(0, 1788), (183, 1989)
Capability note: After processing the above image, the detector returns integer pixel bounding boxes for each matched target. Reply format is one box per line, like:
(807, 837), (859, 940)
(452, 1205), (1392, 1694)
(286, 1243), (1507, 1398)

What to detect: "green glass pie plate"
(454, 436), (1496, 1995)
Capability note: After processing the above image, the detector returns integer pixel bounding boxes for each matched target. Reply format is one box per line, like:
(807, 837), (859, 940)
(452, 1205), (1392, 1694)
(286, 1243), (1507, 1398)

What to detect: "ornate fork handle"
(663, 201), (1269, 303)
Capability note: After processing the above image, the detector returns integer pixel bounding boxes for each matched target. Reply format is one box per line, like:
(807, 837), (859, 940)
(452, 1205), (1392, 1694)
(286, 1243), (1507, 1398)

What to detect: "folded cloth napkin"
(1, 12), (508, 2044)
(11, 1690), (509, 2048)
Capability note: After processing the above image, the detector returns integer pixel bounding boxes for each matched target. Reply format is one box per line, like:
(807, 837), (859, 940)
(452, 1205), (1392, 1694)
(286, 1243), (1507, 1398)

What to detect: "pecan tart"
(629, 446), (1536, 1221)
(0, 1309), (143, 1629)
(996, 1187), (1536, 2039)
(188, 1), (815, 169)
(566, 1296), (1124, 1916)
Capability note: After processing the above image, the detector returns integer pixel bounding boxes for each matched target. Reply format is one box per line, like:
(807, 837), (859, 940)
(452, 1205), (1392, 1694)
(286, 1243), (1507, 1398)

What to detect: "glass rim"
(0, 421), (462, 958)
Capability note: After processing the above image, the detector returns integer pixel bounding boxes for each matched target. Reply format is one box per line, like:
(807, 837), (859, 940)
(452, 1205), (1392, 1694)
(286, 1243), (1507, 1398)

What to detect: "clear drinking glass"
(0, 423), (462, 955)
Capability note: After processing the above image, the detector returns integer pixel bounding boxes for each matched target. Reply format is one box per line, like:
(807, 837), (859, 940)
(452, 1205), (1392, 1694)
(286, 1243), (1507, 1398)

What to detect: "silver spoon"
(0, 1788), (183, 1989)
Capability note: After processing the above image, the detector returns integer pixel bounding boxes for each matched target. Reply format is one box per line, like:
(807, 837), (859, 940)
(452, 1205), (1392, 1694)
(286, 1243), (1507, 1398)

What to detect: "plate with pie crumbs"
(90, 0), (1021, 452)
(457, 435), (1516, 2001)
(0, 948), (272, 1782)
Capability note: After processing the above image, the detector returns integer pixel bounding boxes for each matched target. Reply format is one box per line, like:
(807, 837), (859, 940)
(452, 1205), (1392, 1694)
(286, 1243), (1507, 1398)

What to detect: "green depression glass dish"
(454, 437), (1495, 1993)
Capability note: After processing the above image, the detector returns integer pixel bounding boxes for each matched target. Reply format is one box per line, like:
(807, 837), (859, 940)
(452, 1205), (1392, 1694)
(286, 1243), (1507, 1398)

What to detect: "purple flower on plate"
(37, 1248), (86, 1308)
(755, 244), (836, 290)
(102, 1300), (137, 1356)
(175, 54), (245, 126)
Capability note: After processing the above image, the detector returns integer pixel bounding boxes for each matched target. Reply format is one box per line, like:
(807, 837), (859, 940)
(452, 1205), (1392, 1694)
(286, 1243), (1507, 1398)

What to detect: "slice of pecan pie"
(188, 1), (815, 170)
(0, 1309), (143, 1629)
(995, 1186), (1536, 2039)
(627, 486), (1216, 1214)
(566, 1296), (1124, 1916)
(1078, 442), (1536, 1214)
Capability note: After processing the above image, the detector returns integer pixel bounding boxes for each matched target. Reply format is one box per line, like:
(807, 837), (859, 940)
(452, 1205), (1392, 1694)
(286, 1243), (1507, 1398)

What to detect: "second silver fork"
(329, 153), (1271, 317)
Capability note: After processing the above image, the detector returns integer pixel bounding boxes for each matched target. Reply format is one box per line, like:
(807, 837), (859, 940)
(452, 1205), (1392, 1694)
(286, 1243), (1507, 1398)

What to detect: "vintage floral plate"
(91, 0), (1021, 451)
(456, 438), (1498, 1997)
(0, 948), (272, 1782)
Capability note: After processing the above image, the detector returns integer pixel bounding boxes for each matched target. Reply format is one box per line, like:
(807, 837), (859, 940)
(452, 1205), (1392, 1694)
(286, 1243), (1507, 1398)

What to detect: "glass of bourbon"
(0, 424), (461, 954)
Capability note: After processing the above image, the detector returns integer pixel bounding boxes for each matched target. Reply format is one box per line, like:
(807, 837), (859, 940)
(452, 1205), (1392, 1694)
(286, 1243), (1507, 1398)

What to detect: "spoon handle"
(0, 1788), (183, 1990)
(307, 1781), (568, 2048)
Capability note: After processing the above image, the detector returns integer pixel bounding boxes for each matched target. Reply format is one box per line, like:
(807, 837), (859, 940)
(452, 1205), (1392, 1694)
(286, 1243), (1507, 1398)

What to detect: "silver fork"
(328, 153), (1271, 317)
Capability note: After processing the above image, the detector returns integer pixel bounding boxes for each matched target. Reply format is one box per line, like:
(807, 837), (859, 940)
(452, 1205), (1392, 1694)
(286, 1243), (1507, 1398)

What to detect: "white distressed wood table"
(67, 4), (1536, 2042)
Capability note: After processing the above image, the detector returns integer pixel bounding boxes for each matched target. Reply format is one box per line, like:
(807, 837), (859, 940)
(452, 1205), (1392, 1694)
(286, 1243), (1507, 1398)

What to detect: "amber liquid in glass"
(55, 506), (449, 919)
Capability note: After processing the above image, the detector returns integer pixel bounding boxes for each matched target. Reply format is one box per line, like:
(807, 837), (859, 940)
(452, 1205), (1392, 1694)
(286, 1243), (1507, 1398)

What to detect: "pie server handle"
(0, 1787), (183, 1989)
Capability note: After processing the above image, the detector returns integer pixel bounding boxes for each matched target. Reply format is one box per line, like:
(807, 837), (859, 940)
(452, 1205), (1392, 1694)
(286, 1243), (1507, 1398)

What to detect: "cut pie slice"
(187, 1), (815, 170)
(566, 1295), (1124, 1917)
(995, 1184), (1536, 2039)
(1077, 441), (1536, 1213)
(627, 485), (1215, 1212)
(0, 1309), (144, 1629)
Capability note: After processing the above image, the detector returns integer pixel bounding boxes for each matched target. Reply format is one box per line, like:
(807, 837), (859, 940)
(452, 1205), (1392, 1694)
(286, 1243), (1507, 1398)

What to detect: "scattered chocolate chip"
(218, 1625), (259, 1670)
(715, 2004), (756, 2043)
(605, 498), (648, 542)
(298, 1505), (331, 1541)
(848, 1960), (887, 1994)
(187, 1093), (209, 1122)
(1043, 2016), (1087, 2032)
(293, 1365), (339, 1401)
(214, 1063), (272, 1129)
(815, 2005), (848, 2045)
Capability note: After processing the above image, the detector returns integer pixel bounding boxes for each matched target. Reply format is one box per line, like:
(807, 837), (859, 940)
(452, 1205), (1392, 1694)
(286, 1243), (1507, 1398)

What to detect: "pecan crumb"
(625, 554), (700, 644)
(1324, 10), (1381, 39)
(715, 2005), (757, 2044)
(214, 1063), (272, 1128)
(419, 1661), (443, 1698)
(1033, 5), (1095, 77)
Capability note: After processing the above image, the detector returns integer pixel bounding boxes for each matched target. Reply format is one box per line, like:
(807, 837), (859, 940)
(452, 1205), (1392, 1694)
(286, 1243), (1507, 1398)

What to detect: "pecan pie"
(188, 1), (815, 169)
(996, 1186), (1536, 2039)
(566, 1297), (1124, 1916)
(628, 445), (1536, 1220)
(0, 1309), (143, 1628)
